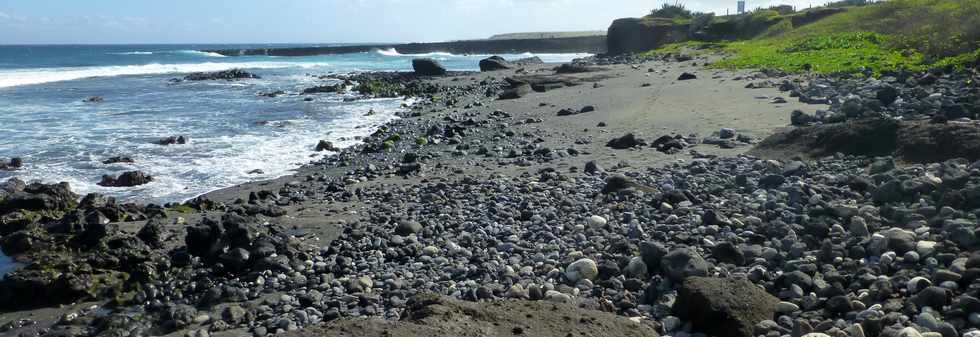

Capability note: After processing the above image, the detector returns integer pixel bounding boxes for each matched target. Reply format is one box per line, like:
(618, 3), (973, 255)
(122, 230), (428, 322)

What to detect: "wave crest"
(0, 61), (329, 88)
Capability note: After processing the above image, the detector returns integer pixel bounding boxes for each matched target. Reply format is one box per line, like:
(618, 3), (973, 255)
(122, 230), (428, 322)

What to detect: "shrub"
(650, 3), (696, 19)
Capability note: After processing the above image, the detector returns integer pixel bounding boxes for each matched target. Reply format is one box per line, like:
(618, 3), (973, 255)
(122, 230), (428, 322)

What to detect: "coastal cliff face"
(606, 7), (846, 55)
(606, 18), (689, 55)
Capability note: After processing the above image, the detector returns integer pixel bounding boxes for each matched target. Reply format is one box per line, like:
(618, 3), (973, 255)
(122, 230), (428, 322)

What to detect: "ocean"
(0, 44), (589, 204)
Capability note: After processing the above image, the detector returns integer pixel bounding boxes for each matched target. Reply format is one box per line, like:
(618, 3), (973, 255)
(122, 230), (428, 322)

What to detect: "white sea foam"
(172, 50), (227, 58)
(108, 51), (154, 55)
(375, 48), (456, 58)
(0, 61), (330, 88)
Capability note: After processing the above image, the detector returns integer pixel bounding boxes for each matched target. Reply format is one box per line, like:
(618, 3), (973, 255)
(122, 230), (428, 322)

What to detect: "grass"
(651, 0), (980, 75)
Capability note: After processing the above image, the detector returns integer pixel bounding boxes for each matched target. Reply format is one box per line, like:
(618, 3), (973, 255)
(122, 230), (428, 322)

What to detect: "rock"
(84, 96), (104, 103)
(137, 217), (166, 248)
(640, 241), (668, 270)
(315, 140), (340, 152)
(184, 69), (259, 81)
(719, 128), (737, 139)
(825, 295), (853, 315)
(395, 220), (423, 235)
(606, 133), (645, 149)
(584, 161), (604, 175)
(711, 241), (745, 266)
(222, 305), (249, 324)
(98, 171), (153, 187)
(102, 156), (134, 165)
(678, 72), (697, 80)
(791, 110), (816, 126)
(302, 85), (342, 94)
(775, 301), (799, 314)
(674, 277), (779, 337)
(565, 258), (599, 283)
(602, 174), (636, 194)
(158, 135), (189, 145)
(624, 257), (648, 278)
(412, 58), (446, 76)
(882, 228), (916, 254)
(554, 63), (597, 74)
(479, 56), (511, 71)
(912, 286), (949, 309)
(877, 85), (900, 106)
(586, 215), (607, 227)
(661, 247), (709, 282)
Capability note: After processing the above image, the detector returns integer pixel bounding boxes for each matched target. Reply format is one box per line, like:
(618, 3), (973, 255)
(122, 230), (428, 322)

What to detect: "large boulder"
(183, 69), (259, 81)
(661, 247), (710, 282)
(98, 171), (153, 187)
(412, 58), (447, 76)
(607, 17), (689, 55)
(479, 56), (511, 72)
(674, 277), (779, 337)
(0, 182), (78, 214)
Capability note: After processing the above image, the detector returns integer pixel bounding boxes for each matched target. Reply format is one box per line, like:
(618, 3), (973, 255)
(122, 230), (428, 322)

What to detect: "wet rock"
(158, 135), (189, 145)
(479, 56), (511, 72)
(98, 171), (153, 187)
(184, 69), (259, 81)
(315, 140), (340, 152)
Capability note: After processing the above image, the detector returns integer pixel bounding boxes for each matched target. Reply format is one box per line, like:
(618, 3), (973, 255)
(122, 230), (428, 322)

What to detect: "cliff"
(205, 36), (607, 57)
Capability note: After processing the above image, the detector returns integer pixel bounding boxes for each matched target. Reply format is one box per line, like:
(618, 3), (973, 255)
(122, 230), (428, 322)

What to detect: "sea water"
(0, 44), (589, 204)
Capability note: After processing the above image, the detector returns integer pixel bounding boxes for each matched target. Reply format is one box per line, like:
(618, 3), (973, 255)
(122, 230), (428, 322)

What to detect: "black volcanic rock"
(412, 58), (447, 76)
(479, 56), (511, 72)
(183, 69), (259, 81)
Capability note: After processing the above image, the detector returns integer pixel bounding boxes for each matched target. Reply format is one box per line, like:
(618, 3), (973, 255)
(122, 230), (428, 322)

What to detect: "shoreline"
(2, 52), (980, 337)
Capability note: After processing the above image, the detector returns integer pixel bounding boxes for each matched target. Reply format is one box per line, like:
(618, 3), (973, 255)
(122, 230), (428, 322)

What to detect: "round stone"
(586, 215), (607, 227)
(565, 258), (599, 283)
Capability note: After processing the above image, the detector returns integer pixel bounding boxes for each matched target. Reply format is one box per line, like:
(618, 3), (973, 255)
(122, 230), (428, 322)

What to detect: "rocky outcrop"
(673, 277), (779, 337)
(183, 69), (259, 81)
(98, 171), (153, 187)
(607, 17), (689, 55)
(0, 157), (23, 171)
(412, 58), (447, 76)
(479, 56), (511, 71)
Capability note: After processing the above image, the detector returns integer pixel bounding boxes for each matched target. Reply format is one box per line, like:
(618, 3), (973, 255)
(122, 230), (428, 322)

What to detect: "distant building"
(738, 1), (746, 13)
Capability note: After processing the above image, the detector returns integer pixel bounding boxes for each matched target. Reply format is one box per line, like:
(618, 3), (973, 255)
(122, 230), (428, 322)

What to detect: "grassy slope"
(654, 0), (980, 74)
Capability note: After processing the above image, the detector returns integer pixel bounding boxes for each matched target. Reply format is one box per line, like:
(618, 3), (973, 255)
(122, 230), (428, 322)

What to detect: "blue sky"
(0, 0), (822, 44)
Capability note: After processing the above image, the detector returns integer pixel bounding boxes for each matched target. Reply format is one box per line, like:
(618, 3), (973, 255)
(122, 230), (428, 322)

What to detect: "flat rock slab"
(287, 295), (661, 337)
(673, 277), (778, 337)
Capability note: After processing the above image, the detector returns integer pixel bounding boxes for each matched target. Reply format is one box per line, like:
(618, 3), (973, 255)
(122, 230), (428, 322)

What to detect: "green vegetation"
(168, 204), (197, 214)
(415, 137), (429, 146)
(651, 0), (980, 75)
(649, 3), (699, 19)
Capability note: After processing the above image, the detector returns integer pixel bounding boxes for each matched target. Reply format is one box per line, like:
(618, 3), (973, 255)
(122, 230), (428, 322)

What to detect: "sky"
(0, 0), (824, 44)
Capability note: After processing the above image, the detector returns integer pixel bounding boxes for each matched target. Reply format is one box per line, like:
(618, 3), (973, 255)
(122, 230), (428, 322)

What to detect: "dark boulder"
(412, 58), (447, 76)
(302, 84), (343, 94)
(315, 140), (340, 152)
(555, 63), (598, 74)
(158, 135), (189, 145)
(498, 79), (532, 100)
(184, 69), (259, 81)
(602, 174), (636, 194)
(0, 182), (78, 214)
(138, 217), (167, 248)
(607, 133), (645, 149)
(98, 171), (153, 187)
(479, 56), (511, 72)
(678, 72), (697, 80)
(83, 96), (104, 103)
(673, 277), (779, 337)
(661, 247), (710, 282)
(102, 156), (134, 165)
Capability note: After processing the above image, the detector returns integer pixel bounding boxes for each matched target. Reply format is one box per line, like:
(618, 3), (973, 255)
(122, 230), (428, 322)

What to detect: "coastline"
(3, 50), (979, 337)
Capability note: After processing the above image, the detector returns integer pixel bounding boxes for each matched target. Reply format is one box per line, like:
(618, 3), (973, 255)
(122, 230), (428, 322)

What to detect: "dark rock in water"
(158, 135), (189, 145)
(479, 56), (511, 72)
(302, 85), (343, 94)
(102, 156), (134, 165)
(98, 171), (153, 187)
(677, 72), (697, 80)
(0, 157), (22, 171)
(606, 133), (645, 149)
(412, 58), (447, 76)
(661, 247), (709, 282)
(184, 69), (259, 81)
(674, 277), (779, 337)
(315, 140), (340, 152)
(83, 96), (104, 103)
